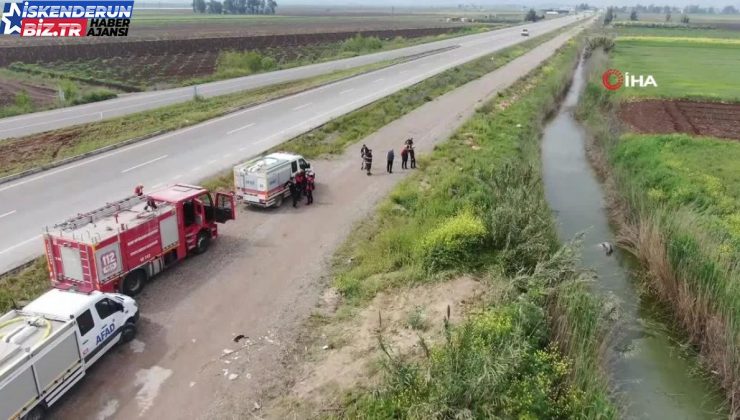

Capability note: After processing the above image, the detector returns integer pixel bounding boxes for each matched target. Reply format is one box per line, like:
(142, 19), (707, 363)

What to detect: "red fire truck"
(43, 184), (236, 296)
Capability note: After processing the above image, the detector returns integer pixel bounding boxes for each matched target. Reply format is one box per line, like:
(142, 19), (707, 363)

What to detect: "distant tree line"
(192, 0), (277, 15)
(605, 4), (739, 14)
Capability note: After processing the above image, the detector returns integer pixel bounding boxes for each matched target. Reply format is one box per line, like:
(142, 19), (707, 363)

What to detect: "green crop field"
(615, 25), (740, 38)
(611, 38), (740, 101)
(614, 134), (740, 246)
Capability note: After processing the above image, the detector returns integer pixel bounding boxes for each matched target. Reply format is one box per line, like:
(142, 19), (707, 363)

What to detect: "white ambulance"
(233, 152), (314, 208)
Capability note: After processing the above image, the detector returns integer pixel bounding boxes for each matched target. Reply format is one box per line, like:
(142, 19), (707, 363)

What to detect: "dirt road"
(50, 26), (585, 420)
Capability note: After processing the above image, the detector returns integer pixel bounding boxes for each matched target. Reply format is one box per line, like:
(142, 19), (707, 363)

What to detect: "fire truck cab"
(43, 184), (235, 297)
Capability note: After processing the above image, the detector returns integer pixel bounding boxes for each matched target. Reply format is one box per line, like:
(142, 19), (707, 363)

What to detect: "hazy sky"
(281, 0), (739, 8)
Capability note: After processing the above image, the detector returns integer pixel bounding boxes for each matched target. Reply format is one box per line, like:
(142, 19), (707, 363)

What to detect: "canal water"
(541, 57), (726, 419)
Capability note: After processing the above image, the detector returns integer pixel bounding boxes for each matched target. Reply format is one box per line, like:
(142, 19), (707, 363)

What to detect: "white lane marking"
(172, 174), (183, 180)
(0, 235), (41, 255)
(239, 146), (249, 152)
(292, 102), (312, 111)
(223, 153), (233, 159)
(121, 155), (168, 174)
(373, 78), (385, 83)
(0, 210), (16, 219)
(340, 89), (355, 95)
(207, 159), (217, 165)
(0, 18), (581, 193)
(226, 122), (255, 135)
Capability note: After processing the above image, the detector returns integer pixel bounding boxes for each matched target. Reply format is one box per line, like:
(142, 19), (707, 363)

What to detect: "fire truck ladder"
(52, 195), (148, 232)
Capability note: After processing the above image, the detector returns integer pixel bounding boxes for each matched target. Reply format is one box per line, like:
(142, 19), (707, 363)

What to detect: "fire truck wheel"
(274, 194), (284, 208)
(195, 231), (211, 254)
(122, 270), (146, 296)
(120, 322), (137, 344)
(22, 405), (45, 420)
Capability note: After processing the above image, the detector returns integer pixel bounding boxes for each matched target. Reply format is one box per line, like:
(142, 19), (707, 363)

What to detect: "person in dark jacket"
(386, 149), (394, 173)
(360, 144), (369, 170)
(295, 170), (306, 196)
(409, 146), (416, 169)
(364, 149), (373, 176)
(401, 147), (409, 169)
(286, 178), (300, 208)
(405, 137), (414, 148)
(305, 171), (315, 205)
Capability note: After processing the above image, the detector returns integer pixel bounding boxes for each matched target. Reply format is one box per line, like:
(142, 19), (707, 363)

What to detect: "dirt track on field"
(619, 99), (740, 141)
(47, 27), (583, 420)
(0, 80), (56, 107)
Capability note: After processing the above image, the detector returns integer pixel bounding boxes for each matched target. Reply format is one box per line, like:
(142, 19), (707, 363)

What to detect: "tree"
(235, 0), (246, 13)
(207, 0), (222, 14)
(223, 0), (235, 13)
(266, 0), (277, 14)
(604, 7), (614, 24)
(525, 8), (538, 22)
(665, 11), (671, 21)
(247, 0), (260, 13)
(194, 0), (206, 13)
(680, 14), (690, 23)
(630, 9), (638, 20)
(722, 5), (738, 14)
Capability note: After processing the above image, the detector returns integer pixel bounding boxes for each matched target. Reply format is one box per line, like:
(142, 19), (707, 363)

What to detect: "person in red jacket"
(401, 147), (409, 169)
(305, 171), (315, 205)
(294, 170), (306, 196)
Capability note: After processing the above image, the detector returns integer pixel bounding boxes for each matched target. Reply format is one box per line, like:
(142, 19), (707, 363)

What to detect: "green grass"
(327, 38), (616, 418)
(610, 38), (740, 101)
(0, 260), (49, 313)
(577, 40), (740, 412)
(0, 60), (395, 179)
(614, 25), (740, 39)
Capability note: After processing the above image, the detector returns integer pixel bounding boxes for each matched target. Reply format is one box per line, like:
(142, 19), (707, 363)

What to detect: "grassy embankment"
(577, 33), (740, 413)
(291, 39), (616, 417)
(0, 26), (572, 312)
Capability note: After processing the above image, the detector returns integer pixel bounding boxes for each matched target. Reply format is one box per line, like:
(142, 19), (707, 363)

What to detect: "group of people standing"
(285, 170), (316, 208)
(361, 138), (416, 176)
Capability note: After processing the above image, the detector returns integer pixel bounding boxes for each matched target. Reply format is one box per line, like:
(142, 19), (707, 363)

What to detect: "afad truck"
(233, 152), (313, 208)
(0, 288), (138, 420)
(43, 184), (235, 296)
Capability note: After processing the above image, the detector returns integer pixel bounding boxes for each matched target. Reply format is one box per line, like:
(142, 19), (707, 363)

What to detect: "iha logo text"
(602, 69), (658, 91)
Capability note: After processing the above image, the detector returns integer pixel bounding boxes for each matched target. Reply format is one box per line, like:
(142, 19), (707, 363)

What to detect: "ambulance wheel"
(120, 322), (137, 344)
(122, 270), (146, 296)
(22, 405), (45, 420)
(273, 195), (284, 208)
(195, 231), (210, 254)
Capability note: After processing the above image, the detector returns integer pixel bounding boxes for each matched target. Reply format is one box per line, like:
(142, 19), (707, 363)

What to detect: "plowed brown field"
(619, 99), (740, 140)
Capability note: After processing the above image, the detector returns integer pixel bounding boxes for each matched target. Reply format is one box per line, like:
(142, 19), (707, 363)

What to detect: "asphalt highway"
(0, 19), (577, 140)
(0, 14), (584, 274)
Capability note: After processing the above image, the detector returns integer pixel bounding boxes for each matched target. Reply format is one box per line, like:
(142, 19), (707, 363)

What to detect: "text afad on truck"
(0, 289), (139, 420)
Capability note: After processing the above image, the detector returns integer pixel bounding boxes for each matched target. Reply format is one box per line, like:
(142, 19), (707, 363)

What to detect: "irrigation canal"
(541, 56), (726, 418)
